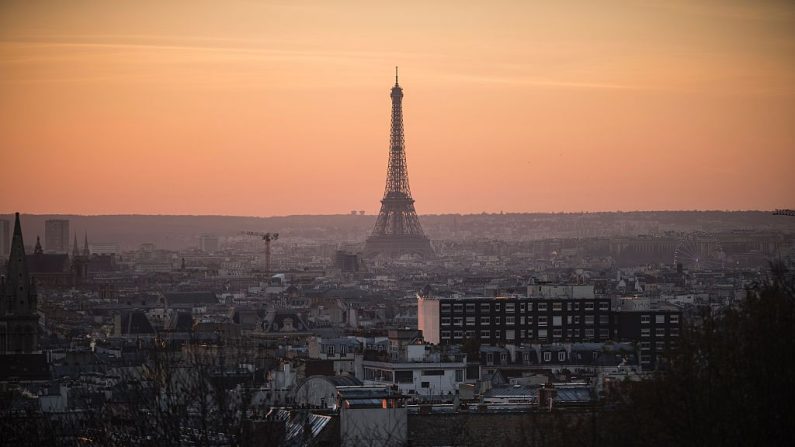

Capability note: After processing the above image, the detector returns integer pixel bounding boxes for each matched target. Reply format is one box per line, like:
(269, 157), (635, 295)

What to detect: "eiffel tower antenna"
(364, 69), (434, 258)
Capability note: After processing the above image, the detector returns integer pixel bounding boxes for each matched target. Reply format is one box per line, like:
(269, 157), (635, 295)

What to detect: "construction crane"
(241, 231), (279, 274)
(773, 209), (795, 217)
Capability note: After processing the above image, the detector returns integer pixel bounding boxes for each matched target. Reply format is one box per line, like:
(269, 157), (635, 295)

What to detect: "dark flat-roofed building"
(419, 288), (613, 346)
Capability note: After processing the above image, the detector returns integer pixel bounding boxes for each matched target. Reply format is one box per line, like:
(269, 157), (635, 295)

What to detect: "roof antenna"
(395, 66), (399, 85)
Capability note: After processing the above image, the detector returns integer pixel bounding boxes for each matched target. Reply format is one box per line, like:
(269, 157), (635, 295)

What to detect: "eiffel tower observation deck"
(364, 68), (434, 259)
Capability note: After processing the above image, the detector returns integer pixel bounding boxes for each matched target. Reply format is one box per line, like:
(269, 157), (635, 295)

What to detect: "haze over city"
(1, 2), (794, 447)
(2, 0), (794, 216)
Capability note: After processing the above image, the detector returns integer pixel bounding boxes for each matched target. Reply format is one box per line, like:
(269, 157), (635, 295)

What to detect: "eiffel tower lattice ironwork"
(364, 68), (434, 258)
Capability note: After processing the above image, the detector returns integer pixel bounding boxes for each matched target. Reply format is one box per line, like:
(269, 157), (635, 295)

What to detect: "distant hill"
(3, 211), (792, 251)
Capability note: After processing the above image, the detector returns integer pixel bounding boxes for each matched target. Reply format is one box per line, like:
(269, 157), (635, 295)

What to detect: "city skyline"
(1, 0), (794, 216)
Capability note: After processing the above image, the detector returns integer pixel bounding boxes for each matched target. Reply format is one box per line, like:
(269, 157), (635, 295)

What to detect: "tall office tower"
(44, 219), (70, 253)
(0, 213), (39, 353)
(0, 219), (9, 256)
(364, 68), (434, 258)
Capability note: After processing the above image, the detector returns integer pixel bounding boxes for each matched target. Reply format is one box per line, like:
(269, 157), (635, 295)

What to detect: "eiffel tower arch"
(364, 68), (434, 259)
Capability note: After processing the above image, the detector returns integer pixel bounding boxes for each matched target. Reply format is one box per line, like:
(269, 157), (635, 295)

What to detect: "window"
(552, 316), (562, 326)
(670, 327), (679, 337)
(599, 328), (609, 339)
(527, 316), (534, 325)
(453, 303), (463, 313)
(599, 301), (609, 311)
(481, 317), (490, 325)
(340, 345), (347, 356)
(599, 315), (609, 325)
(640, 342), (651, 350)
(567, 329), (576, 338)
(423, 369), (444, 376)
(441, 303), (451, 312)
(558, 351), (566, 362)
(538, 329), (548, 339)
(326, 345), (335, 356)
(505, 303), (515, 312)
(543, 352), (552, 362)
(466, 303), (476, 313)
(553, 329), (562, 338)
(520, 330), (526, 339)
(500, 353), (508, 364)
(495, 303), (501, 311)
(520, 303), (526, 312)
(573, 315), (581, 325)
(552, 302), (562, 311)
(527, 303), (533, 312)
(480, 303), (490, 312)
(486, 353), (493, 364)
(441, 331), (451, 339)
(656, 315), (665, 324)
(537, 302), (548, 312)
(656, 341), (665, 351)
(585, 315), (594, 325)
(395, 371), (413, 383)
(520, 316), (525, 325)
(538, 316), (548, 327)
(573, 302), (580, 311)
(656, 327), (666, 337)
(465, 330), (475, 338)
(494, 317), (501, 325)
(585, 329), (594, 338)
(505, 330), (515, 340)
(466, 316), (475, 325)
(670, 314), (680, 324)
(641, 314), (651, 324)
(421, 382), (430, 388)
(481, 330), (491, 338)
(454, 330), (464, 339)
(455, 369), (464, 382)
(453, 317), (463, 326)
(584, 302), (594, 311)
(526, 330), (534, 338)
(641, 328), (651, 337)
(506, 316), (515, 325)
(441, 317), (450, 326)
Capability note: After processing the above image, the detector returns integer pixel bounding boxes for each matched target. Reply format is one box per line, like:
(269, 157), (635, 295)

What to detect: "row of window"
(441, 301), (610, 314)
(441, 328), (610, 340)
(640, 327), (680, 337)
(640, 314), (680, 324)
(639, 341), (677, 351)
(368, 368), (466, 384)
(486, 351), (580, 363)
(441, 314), (610, 327)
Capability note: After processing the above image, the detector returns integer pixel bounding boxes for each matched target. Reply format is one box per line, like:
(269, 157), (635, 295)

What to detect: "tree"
(600, 260), (795, 446)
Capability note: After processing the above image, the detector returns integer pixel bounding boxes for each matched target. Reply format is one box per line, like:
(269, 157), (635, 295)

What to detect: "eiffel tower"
(364, 68), (434, 258)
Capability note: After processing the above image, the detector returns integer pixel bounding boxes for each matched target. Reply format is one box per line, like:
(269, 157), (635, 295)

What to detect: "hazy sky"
(1, 0), (793, 216)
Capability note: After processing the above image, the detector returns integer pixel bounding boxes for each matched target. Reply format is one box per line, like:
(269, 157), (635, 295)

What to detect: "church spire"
(34, 236), (43, 255)
(72, 233), (80, 258)
(5, 213), (35, 315)
(83, 232), (90, 257)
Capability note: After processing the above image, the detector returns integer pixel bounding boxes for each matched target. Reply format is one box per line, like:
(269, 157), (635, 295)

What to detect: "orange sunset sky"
(1, 0), (794, 216)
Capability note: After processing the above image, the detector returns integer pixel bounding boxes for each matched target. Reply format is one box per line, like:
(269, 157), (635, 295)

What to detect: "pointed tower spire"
(5, 213), (35, 315)
(34, 236), (43, 255)
(3, 212), (39, 351)
(83, 232), (90, 257)
(72, 233), (80, 258)
(395, 66), (399, 86)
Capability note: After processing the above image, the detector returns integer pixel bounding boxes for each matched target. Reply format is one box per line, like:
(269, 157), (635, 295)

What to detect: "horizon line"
(0, 209), (785, 219)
